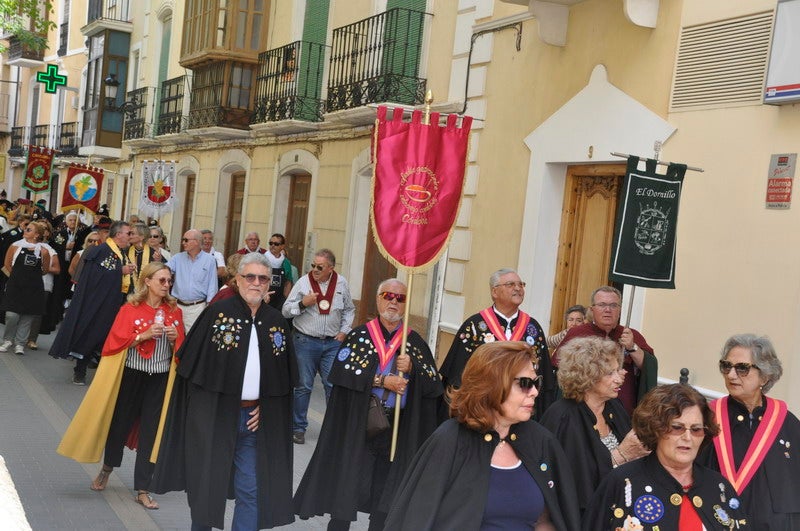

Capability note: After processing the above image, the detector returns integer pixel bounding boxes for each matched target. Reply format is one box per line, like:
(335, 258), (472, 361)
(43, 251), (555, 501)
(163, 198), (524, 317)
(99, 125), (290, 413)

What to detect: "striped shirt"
(282, 273), (355, 338)
(124, 334), (173, 374)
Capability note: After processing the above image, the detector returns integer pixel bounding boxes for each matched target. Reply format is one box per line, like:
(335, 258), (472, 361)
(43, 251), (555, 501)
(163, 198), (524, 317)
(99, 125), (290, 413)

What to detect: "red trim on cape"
(478, 307), (531, 342)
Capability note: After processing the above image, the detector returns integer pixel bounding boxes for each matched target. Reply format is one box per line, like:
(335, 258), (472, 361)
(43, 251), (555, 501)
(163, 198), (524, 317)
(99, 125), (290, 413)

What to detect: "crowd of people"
(0, 200), (795, 530)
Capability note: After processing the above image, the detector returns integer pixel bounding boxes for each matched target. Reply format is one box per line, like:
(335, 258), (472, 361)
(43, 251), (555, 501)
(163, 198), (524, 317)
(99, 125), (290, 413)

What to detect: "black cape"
(294, 323), (443, 522)
(439, 309), (556, 419)
(384, 419), (581, 531)
(49, 243), (125, 359)
(584, 453), (749, 530)
(698, 395), (800, 530)
(151, 296), (298, 530)
(540, 398), (631, 513)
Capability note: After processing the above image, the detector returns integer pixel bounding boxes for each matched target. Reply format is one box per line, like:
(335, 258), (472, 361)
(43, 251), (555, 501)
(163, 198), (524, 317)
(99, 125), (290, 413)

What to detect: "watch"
(298, 300), (305, 310)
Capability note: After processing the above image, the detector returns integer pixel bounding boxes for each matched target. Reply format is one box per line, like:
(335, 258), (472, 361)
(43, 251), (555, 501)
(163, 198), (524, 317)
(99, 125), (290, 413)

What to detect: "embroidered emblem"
(273, 331), (283, 348)
(633, 494), (664, 523)
(338, 348), (351, 361)
(269, 327), (287, 355)
(713, 505), (731, 526)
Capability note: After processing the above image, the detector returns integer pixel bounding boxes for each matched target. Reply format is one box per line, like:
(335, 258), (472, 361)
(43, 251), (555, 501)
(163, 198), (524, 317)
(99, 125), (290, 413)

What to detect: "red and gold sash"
(712, 396), (787, 493)
(308, 270), (338, 315)
(366, 318), (407, 372)
(479, 307), (531, 342)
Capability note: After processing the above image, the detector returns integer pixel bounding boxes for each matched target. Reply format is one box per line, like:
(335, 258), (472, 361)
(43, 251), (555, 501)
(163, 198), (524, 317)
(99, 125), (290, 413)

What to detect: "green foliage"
(0, 0), (56, 53)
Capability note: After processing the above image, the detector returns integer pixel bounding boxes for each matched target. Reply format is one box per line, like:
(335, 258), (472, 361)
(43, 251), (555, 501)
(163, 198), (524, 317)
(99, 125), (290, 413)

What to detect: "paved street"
(0, 327), (368, 530)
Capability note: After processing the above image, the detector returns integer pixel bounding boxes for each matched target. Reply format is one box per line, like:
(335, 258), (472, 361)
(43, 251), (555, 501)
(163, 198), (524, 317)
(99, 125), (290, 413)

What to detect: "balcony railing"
(31, 124), (50, 147)
(157, 76), (187, 135)
(6, 36), (45, 65)
(9, 126), (26, 156)
(123, 86), (154, 140)
(57, 22), (69, 56)
(327, 8), (428, 113)
(58, 122), (80, 155)
(87, 0), (131, 24)
(187, 62), (253, 130)
(252, 41), (326, 124)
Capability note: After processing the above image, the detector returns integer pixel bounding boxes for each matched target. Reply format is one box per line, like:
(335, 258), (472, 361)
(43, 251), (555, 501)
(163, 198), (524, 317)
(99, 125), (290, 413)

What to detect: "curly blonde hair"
(557, 336), (623, 400)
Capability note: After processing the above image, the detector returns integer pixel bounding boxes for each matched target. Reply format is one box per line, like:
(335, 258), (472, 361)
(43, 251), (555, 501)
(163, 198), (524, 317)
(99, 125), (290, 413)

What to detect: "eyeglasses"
(495, 281), (526, 289)
(268, 241), (283, 246)
(149, 234), (160, 239)
(86, 239), (100, 244)
(719, 360), (759, 377)
(379, 291), (407, 303)
(593, 302), (621, 310)
(181, 238), (196, 243)
(310, 264), (327, 271)
(24, 227), (34, 232)
(514, 376), (542, 391)
(127, 231), (135, 236)
(667, 423), (707, 437)
(154, 277), (174, 286)
(240, 273), (270, 284)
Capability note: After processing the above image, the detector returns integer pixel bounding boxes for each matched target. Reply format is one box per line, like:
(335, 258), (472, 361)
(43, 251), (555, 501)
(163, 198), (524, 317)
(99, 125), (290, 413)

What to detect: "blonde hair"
(127, 262), (177, 309)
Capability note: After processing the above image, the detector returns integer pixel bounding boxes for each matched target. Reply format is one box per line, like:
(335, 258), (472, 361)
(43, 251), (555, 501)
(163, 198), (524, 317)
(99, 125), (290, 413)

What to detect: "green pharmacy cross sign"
(37, 64), (67, 94)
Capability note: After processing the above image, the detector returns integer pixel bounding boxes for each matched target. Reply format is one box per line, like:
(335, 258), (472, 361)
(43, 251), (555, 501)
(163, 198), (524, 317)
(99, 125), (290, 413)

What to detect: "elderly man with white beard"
(294, 278), (443, 531)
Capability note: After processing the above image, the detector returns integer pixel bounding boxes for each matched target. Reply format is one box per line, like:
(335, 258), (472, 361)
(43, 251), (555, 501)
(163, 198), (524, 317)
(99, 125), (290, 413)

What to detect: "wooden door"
(549, 164), (625, 334)
(223, 172), (245, 258)
(355, 223), (397, 326)
(285, 172), (311, 268)
(181, 174), (196, 237)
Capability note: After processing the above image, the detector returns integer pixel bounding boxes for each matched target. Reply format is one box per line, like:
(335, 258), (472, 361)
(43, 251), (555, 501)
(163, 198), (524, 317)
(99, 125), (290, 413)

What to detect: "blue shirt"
(167, 251), (219, 302)
(481, 460), (544, 530)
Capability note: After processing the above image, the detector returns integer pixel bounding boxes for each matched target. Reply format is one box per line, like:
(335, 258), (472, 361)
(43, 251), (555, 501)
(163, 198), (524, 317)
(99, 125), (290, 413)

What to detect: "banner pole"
(625, 285), (635, 328)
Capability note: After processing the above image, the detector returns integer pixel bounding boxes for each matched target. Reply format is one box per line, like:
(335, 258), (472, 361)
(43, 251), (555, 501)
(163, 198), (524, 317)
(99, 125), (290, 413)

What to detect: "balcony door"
(223, 172), (246, 258)
(285, 173), (311, 271)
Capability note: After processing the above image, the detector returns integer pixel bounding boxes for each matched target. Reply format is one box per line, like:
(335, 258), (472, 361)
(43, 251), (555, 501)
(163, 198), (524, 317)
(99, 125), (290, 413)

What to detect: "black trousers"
(103, 366), (168, 491)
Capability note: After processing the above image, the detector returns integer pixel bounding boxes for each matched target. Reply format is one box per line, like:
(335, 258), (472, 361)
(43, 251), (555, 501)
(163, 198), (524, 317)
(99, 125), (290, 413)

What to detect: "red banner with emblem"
(371, 106), (472, 270)
(22, 145), (55, 193)
(60, 163), (104, 214)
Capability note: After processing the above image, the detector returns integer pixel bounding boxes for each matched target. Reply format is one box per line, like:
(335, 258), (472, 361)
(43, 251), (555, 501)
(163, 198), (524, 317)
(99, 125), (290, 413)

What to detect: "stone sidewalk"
(0, 329), (368, 530)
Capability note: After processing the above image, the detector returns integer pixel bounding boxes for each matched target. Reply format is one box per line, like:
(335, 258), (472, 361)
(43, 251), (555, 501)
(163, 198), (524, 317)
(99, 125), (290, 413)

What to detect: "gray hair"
(200, 229), (213, 237)
(238, 251), (270, 273)
(720, 334), (783, 393)
(376, 278), (405, 296)
(489, 268), (517, 289)
(109, 220), (130, 237)
(591, 286), (622, 305)
(131, 222), (149, 238)
(316, 248), (336, 267)
(565, 304), (587, 318)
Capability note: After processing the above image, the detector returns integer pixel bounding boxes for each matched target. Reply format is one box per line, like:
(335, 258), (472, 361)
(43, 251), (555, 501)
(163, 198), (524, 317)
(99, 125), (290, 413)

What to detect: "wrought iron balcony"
(31, 124), (50, 147)
(9, 127), (26, 157)
(252, 41), (326, 124)
(157, 76), (187, 136)
(87, 0), (131, 24)
(327, 8), (428, 113)
(186, 62), (253, 135)
(122, 86), (155, 141)
(6, 36), (45, 68)
(58, 122), (80, 156)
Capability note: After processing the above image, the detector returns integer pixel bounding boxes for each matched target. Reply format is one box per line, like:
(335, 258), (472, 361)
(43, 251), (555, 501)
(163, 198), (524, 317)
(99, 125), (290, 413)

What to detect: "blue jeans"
(191, 406), (259, 531)
(292, 332), (339, 432)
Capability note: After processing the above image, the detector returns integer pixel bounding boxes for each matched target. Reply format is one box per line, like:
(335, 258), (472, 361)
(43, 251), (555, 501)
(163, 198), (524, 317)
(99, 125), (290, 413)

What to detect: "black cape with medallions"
(150, 296), (298, 530)
(439, 309), (556, 420)
(609, 156), (687, 289)
(293, 322), (443, 523)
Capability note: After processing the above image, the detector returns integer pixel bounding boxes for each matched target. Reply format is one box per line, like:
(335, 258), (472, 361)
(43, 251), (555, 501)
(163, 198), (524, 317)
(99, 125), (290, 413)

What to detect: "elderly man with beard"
(294, 278), (442, 530)
(152, 252), (297, 530)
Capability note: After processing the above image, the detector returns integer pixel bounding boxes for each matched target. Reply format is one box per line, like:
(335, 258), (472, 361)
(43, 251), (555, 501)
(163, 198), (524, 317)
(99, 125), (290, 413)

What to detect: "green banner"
(609, 156), (687, 289)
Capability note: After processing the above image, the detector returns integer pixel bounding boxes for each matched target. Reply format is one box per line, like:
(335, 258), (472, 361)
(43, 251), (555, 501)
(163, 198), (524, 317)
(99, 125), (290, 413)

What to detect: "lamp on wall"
(103, 73), (137, 119)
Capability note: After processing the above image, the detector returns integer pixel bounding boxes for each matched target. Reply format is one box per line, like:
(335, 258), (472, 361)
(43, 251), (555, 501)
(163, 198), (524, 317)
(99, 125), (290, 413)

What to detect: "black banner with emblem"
(609, 156), (687, 289)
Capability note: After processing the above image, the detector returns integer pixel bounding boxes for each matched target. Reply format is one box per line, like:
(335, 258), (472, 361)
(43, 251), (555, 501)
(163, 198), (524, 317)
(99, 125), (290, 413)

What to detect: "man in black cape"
(439, 268), (556, 419)
(152, 253), (298, 530)
(49, 220), (134, 384)
(294, 278), (443, 530)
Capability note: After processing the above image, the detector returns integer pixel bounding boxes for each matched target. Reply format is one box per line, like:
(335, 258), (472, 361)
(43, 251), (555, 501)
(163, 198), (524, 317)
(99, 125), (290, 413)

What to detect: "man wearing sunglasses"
(295, 278), (442, 529)
(555, 285), (657, 416)
(166, 229), (219, 332)
(439, 268), (556, 419)
(282, 248), (355, 444)
(262, 233), (294, 311)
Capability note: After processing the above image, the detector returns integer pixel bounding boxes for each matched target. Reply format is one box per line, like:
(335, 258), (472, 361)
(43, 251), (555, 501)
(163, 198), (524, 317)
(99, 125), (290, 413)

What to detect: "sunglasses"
(379, 291), (406, 303)
(268, 241), (283, 246)
(514, 376), (542, 391)
(154, 277), (174, 286)
(310, 264), (327, 271)
(719, 359), (759, 377)
(181, 238), (197, 243)
(667, 423), (707, 438)
(241, 273), (270, 284)
(149, 234), (160, 238)
(86, 239), (100, 244)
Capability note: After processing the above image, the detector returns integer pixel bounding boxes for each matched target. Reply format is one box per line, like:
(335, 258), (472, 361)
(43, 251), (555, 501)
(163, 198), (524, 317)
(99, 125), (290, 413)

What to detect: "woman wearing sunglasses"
(58, 262), (185, 511)
(540, 337), (650, 515)
(585, 384), (748, 530)
(385, 341), (580, 530)
(698, 334), (800, 529)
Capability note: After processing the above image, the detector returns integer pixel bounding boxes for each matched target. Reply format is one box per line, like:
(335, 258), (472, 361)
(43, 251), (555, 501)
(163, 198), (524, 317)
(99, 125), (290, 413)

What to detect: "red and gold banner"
(371, 106), (472, 270)
(22, 145), (55, 193)
(60, 163), (104, 214)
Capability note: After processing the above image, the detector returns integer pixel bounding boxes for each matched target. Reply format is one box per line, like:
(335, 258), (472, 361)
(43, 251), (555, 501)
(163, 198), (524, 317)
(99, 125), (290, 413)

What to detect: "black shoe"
(292, 431), (305, 444)
(72, 374), (86, 386)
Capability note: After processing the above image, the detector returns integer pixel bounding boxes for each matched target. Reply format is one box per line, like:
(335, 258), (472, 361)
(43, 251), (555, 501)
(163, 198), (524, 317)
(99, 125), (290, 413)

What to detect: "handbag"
(366, 393), (390, 439)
